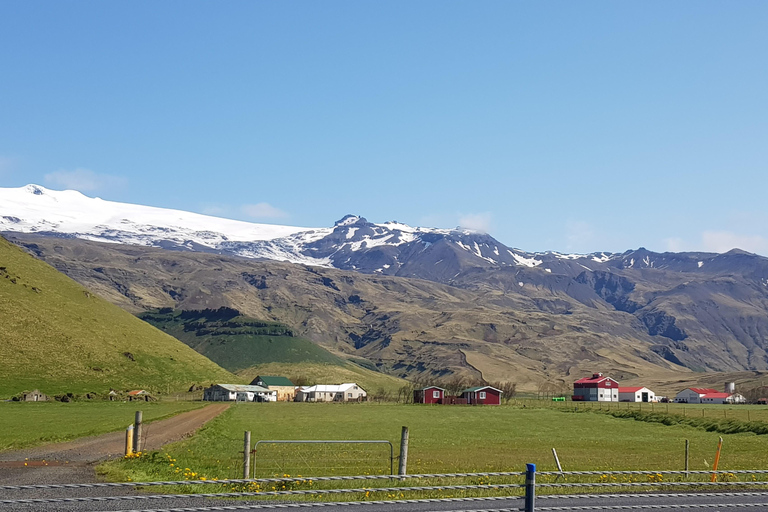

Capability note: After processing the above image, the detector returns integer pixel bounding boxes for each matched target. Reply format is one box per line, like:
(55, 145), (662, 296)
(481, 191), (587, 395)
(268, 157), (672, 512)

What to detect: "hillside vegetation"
(139, 307), (344, 371)
(0, 236), (237, 397)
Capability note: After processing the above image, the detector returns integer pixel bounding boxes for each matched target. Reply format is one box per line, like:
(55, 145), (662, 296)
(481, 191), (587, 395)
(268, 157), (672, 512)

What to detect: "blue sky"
(1, 2), (766, 255)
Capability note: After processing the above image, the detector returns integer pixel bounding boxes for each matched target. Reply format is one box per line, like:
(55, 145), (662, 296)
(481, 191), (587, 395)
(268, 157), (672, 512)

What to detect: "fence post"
(133, 411), (143, 452)
(525, 463), (536, 512)
(398, 426), (409, 476)
(243, 431), (251, 479)
(125, 425), (134, 456)
(685, 439), (689, 479)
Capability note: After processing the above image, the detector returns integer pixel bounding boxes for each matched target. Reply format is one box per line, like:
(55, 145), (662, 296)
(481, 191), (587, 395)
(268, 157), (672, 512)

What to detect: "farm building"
(294, 383), (367, 402)
(203, 384), (276, 402)
(461, 386), (502, 405)
(249, 375), (296, 401)
(20, 389), (48, 402)
(413, 386), (445, 404)
(618, 387), (656, 403)
(127, 390), (156, 402)
(572, 373), (619, 402)
(700, 392), (747, 404)
(674, 388), (719, 403)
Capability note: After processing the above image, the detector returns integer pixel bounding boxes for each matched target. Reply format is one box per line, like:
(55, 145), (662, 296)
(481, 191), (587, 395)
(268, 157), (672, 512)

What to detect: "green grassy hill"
(0, 237), (238, 397)
(138, 307), (343, 372)
(137, 308), (409, 394)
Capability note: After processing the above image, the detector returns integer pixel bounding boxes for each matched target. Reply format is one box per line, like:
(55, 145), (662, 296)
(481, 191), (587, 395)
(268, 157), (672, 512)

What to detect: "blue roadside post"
(525, 463), (536, 512)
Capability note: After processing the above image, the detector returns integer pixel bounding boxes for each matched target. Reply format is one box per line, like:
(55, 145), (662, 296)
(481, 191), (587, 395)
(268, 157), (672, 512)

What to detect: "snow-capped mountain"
(2, 184), (765, 283)
(0, 184), (555, 275)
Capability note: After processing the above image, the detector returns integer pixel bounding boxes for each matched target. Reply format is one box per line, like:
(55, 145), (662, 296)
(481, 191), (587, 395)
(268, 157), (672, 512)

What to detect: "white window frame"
(479, 391), (486, 399)
(433, 390), (440, 398)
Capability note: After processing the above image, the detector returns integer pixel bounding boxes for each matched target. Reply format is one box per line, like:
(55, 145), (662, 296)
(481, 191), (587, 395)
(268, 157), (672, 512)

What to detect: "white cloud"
(701, 231), (768, 255)
(664, 231), (768, 256)
(0, 156), (15, 175)
(565, 220), (595, 252)
(201, 205), (229, 217)
(44, 168), (126, 192)
(240, 203), (289, 219)
(458, 212), (492, 233)
(663, 237), (686, 252)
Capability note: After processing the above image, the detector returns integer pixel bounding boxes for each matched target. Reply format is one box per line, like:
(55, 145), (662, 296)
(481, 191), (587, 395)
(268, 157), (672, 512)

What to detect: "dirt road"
(0, 403), (229, 485)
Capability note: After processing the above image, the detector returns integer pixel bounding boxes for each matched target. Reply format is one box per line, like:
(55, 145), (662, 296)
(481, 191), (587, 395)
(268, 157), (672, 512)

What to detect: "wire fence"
(4, 468), (768, 511)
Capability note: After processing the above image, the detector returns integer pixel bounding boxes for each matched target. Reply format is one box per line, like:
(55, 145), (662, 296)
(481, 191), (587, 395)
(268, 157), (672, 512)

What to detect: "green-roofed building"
(250, 375), (296, 401)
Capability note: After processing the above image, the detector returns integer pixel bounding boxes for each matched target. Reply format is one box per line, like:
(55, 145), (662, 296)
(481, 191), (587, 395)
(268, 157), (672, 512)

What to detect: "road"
(0, 403), (229, 487)
(2, 489), (768, 512)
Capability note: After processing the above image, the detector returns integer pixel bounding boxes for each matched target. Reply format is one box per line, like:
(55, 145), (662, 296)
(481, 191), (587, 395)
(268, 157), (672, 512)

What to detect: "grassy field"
(101, 402), (768, 487)
(0, 401), (204, 452)
(537, 398), (768, 422)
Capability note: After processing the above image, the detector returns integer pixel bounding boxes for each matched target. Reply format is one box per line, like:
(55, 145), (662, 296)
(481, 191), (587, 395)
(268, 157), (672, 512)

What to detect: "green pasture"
(101, 402), (768, 487)
(537, 399), (768, 423)
(0, 401), (204, 452)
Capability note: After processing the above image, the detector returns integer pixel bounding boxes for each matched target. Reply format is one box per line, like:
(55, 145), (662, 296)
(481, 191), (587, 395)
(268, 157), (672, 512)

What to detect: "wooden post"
(125, 425), (134, 456)
(711, 437), (724, 482)
(133, 411), (143, 452)
(398, 426), (409, 476)
(684, 439), (689, 479)
(243, 431), (251, 479)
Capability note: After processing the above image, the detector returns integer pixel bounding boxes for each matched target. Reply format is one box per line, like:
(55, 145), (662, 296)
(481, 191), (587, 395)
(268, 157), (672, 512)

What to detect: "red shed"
(414, 386), (445, 404)
(461, 386), (502, 405)
(572, 372), (619, 402)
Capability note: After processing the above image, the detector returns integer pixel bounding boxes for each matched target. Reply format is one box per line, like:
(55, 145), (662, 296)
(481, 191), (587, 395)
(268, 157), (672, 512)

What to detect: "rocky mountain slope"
(12, 233), (767, 394)
(4, 185), (768, 392)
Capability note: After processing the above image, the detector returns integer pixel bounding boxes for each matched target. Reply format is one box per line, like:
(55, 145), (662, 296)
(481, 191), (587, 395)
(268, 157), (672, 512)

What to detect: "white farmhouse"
(203, 384), (277, 402)
(618, 386), (656, 402)
(700, 392), (747, 404)
(675, 387), (746, 404)
(294, 383), (367, 402)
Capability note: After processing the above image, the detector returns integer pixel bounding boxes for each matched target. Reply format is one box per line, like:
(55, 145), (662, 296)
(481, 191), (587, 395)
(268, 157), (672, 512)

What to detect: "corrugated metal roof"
(618, 387), (645, 393)
(701, 392), (731, 399)
(574, 374), (617, 384)
(215, 384), (273, 393)
(418, 386), (446, 391)
(253, 376), (295, 387)
(689, 388), (719, 395)
(462, 386), (502, 393)
(298, 383), (361, 393)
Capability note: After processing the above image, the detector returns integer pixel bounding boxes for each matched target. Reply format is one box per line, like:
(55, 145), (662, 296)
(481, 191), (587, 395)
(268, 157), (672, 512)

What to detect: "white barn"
(203, 384), (277, 402)
(295, 383), (367, 402)
(675, 387), (720, 404)
(618, 387), (656, 403)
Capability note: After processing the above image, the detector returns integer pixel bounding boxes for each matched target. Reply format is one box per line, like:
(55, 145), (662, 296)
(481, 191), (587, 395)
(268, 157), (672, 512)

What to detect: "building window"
(433, 390), (440, 398)
(348, 393), (352, 398)
(479, 391), (486, 399)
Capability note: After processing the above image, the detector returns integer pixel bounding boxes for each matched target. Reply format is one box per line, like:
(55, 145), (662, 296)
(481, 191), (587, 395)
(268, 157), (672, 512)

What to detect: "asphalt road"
(2, 489), (768, 512)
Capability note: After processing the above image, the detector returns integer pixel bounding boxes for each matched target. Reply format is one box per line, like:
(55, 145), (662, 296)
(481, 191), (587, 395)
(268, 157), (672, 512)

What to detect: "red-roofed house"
(618, 386), (656, 403)
(700, 392), (746, 404)
(675, 388), (719, 404)
(572, 373), (619, 402)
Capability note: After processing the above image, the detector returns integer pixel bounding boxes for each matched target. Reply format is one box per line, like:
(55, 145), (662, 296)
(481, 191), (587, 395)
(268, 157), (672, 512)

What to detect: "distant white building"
(295, 383), (367, 402)
(204, 384), (277, 402)
(675, 387), (746, 404)
(618, 386), (656, 403)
